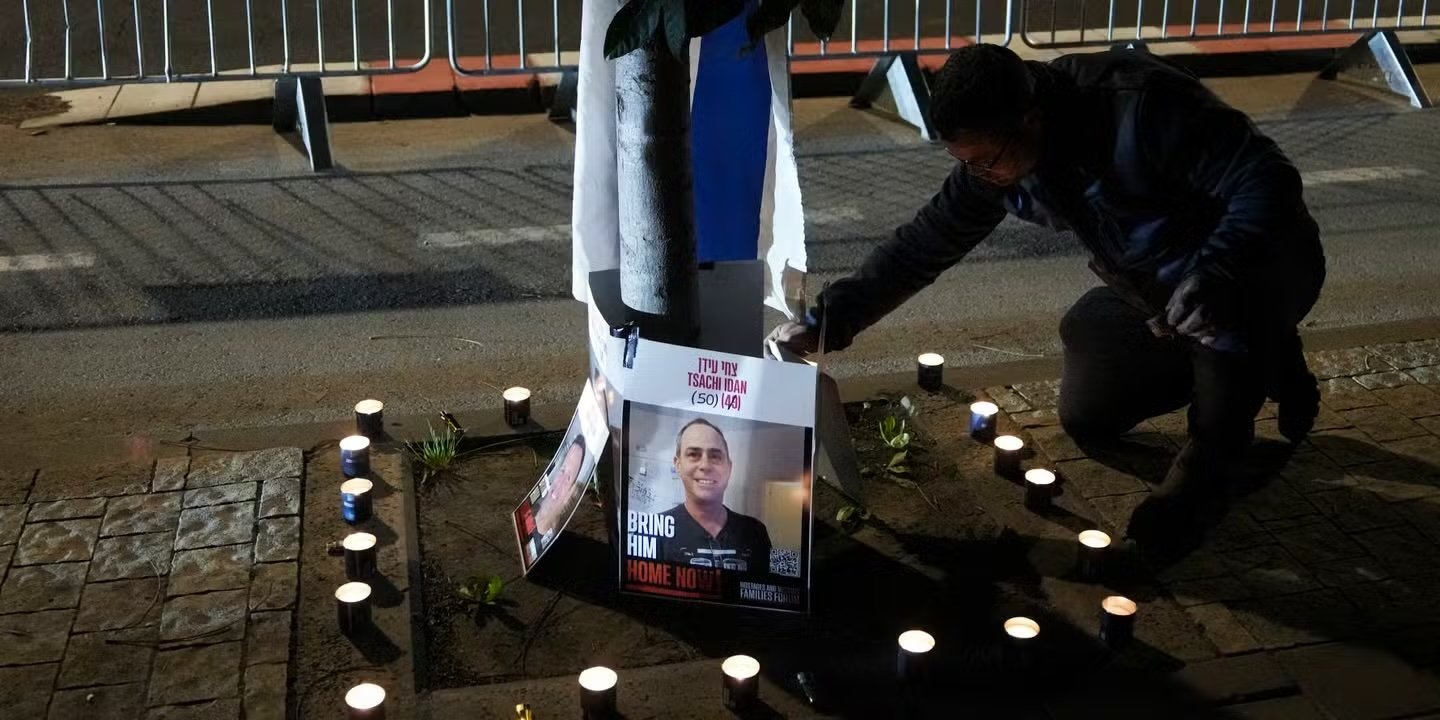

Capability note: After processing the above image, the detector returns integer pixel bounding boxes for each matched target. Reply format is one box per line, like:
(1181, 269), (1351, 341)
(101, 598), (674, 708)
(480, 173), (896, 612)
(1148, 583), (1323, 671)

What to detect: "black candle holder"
(916, 353), (944, 391)
(355, 399), (384, 440)
(1076, 530), (1112, 583)
(344, 683), (386, 720)
(993, 435), (1024, 480)
(1023, 468), (1056, 510)
(343, 532), (378, 580)
(721, 655), (760, 711)
(578, 666), (617, 720)
(336, 582), (373, 636)
(1100, 596), (1137, 648)
(1003, 617), (1040, 669)
(895, 630), (935, 686)
(504, 387), (531, 427)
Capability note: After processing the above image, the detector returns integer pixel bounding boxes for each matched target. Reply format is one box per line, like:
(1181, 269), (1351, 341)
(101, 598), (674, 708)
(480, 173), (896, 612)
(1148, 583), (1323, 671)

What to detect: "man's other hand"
(766, 321), (820, 357)
(1164, 274), (1229, 344)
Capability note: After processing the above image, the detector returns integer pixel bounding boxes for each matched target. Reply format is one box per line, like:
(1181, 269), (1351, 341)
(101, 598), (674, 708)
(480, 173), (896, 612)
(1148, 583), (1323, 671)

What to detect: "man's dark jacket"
(815, 49), (1326, 350)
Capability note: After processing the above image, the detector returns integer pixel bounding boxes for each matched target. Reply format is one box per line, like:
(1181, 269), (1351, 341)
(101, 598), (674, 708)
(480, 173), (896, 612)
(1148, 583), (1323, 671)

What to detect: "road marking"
(0, 252), (96, 272)
(421, 206), (866, 249)
(1302, 166), (1426, 187)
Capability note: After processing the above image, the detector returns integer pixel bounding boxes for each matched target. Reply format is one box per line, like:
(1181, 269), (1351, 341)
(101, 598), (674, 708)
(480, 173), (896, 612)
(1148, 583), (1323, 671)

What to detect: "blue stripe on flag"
(690, 4), (770, 263)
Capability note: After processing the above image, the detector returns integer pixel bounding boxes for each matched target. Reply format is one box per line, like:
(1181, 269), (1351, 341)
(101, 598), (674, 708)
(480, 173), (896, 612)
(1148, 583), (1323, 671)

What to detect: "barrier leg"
(549, 68), (578, 123)
(850, 52), (937, 142)
(1320, 30), (1431, 109)
(273, 75), (335, 171)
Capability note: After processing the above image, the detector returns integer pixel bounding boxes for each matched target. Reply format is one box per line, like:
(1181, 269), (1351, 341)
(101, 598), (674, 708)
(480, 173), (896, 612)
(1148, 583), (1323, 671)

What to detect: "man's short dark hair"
(929, 44), (1036, 141)
(674, 418), (729, 459)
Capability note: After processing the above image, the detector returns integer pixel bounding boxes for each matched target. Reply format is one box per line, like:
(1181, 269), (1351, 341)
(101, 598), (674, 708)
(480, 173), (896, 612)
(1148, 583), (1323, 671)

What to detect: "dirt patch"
(413, 389), (1124, 711)
(0, 89), (69, 126)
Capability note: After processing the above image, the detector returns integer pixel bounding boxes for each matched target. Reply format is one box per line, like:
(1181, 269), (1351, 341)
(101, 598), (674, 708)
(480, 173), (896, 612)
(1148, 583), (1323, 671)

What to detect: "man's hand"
(1165, 274), (1230, 346)
(765, 321), (820, 357)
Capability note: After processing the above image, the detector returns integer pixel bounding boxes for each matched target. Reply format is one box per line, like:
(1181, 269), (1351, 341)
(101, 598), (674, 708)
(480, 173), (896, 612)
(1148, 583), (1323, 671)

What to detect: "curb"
(17, 31), (1440, 129)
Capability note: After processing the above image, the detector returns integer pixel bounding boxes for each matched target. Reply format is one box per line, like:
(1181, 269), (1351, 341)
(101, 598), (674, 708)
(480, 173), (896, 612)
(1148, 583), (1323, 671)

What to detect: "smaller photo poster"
(618, 339), (817, 613)
(511, 379), (610, 574)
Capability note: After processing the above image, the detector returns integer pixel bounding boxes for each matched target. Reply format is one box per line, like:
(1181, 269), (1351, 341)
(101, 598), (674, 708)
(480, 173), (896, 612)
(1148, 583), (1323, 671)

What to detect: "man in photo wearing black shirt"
(658, 419), (773, 573)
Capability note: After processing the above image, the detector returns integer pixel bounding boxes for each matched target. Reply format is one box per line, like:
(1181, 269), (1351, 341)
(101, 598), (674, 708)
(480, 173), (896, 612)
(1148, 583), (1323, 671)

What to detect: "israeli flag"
(570, 0), (808, 319)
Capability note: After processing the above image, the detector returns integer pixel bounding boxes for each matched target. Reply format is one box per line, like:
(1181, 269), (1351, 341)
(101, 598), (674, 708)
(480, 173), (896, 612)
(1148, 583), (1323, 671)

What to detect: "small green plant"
(406, 421), (461, 488)
(836, 504), (871, 533)
(455, 574), (505, 606)
(872, 397), (937, 510)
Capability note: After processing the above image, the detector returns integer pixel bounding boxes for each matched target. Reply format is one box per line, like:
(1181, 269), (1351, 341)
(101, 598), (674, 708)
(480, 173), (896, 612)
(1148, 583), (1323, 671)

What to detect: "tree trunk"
(614, 30), (700, 345)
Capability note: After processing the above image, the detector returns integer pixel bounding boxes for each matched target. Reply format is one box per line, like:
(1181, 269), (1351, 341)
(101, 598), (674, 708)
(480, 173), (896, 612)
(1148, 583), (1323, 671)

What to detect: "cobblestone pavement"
(978, 338), (1440, 718)
(0, 448), (303, 720)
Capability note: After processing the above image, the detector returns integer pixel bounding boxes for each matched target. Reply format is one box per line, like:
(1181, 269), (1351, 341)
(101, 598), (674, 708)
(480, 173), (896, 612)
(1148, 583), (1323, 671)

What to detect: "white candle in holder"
(916, 353), (945, 391)
(1004, 616), (1040, 668)
(343, 532), (378, 580)
(896, 629), (935, 684)
(1100, 595), (1138, 648)
(345, 683), (386, 720)
(335, 582), (373, 636)
(969, 401), (999, 441)
(578, 666), (617, 719)
(503, 387), (532, 427)
(721, 654), (761, 711)
(1024, 468), (1056, 510)
(993, 435), (1025, 479)
(339, 435), (371, 478)
(354, 399), (384, 439)
(1076, 529), (1112, 582)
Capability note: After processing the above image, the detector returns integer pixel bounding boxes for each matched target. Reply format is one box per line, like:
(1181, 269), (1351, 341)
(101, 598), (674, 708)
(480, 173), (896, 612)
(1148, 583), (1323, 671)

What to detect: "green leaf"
(891, 477), (919, 490)
(880, 416), (897, 437)
(798, 0), (843, 40)
(685, 0), (744, 37)
(836, 505), (857, 523)
(604, 0), (663, 60)
(745, 0), (800, 45)
(888, 464), (911, 476)
(483, 575), (505, 604)
(887, 450), (908, 468)
(661, 0), (689, 62)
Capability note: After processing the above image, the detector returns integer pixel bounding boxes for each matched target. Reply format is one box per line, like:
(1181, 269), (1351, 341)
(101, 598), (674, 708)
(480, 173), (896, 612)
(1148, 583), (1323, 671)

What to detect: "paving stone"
(1010, 408), (1061, 428)
(0, 469), (36, 505)
(245, 610), (292, 665)
(1311, 428), (1387, 467)
(27, 498), (107, 522)
(1395, 495), (1440, 544)
(0, 663), (57, 720)
(254, 517), (299, 563)
(167, 544), (251, 596)
(1054, 458), (1148, 499)
(160, 589), (248, 645)
(1029, 425), (1087, 462)
(146, 699), (241, 719)
(983, 386), (1032, 414)
(1421, 416), (1440, 436)
(1184, 602), (1263, 655)
(1310, 489), (1408, 533)
(49, 683), (146, 720)
(186, 448), (302, 489)
(1208, 509), (1274, 552)
(1385, 434), (1440, 469)
(15, 519), (100, 565)
(74, 578), (163, 632)
(147, 641), (242, 706)
(258, 478), (301, 518)
(1230, 588), (1362, 649)
(1221, 695), (1329, 719)
(1166, 575), (1252, 607)
(0, 562), (87, 612)
(1358, 371), (1422, 390)
(1173, 653), (1297, 705)
(1353, 526), (1440, 577)
(1223, 545), (1323, 597)
(0, 609), (75, 666)
(58, 627), (157, 688)
(1311, 403), (1351, 432)
(242, 663), (287, 720)
(0, 504), (24, 544)
(1273, 521), (1369, 566)
(1235, 479), (1318, 523)
(1342, 404), (1430, 443)
(29, 463), (150, 502)
(249, 562), (297, 611)
(182, 482), (257, 509)
(0, 545), (11, 584)
(1350, 459), (1440, 502)
(100, 492), (182, 537)
(1321, 379), (1384, 411)
(1279, 641), (1440, 720)
(1343, 576), (1440, 629)
(152, 457), (189, 493)
(1310, 348), (1392, 379)
(1155, 549), (1229, 583)
(1088, 492), (1148, 533)
(89, 532), (173, 581)
(1412, 365), (1440, 386)
(1311, 554), (1392, 588)
(1369, 339), (1440, 370)
(174, 503), (255, 550)
(1011, 379), (1061, 409)
(1373, 384), (1440, 420)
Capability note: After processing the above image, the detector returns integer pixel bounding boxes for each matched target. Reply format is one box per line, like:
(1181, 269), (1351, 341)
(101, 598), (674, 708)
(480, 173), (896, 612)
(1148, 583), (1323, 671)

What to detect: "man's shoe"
(1276, 372), (1321, 444)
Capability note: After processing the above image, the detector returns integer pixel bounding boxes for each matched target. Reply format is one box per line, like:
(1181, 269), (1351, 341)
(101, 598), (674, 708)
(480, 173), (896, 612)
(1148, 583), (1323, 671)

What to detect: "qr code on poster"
(769, 548), (800, 578)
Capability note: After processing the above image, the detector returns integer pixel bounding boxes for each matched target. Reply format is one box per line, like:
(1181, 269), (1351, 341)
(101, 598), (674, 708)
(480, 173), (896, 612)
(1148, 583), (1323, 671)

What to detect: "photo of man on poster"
(659, 419), (773, 573)
(516, 434), (589, 567)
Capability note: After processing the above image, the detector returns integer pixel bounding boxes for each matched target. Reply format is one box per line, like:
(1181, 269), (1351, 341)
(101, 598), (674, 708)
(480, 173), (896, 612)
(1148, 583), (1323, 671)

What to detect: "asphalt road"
(3, 77), (1440, 449)
(0, 0), (1394, 82)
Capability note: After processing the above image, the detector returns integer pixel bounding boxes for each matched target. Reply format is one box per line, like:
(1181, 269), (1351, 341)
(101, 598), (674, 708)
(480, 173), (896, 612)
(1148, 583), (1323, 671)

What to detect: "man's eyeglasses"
(947, 131), (1015, 178)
